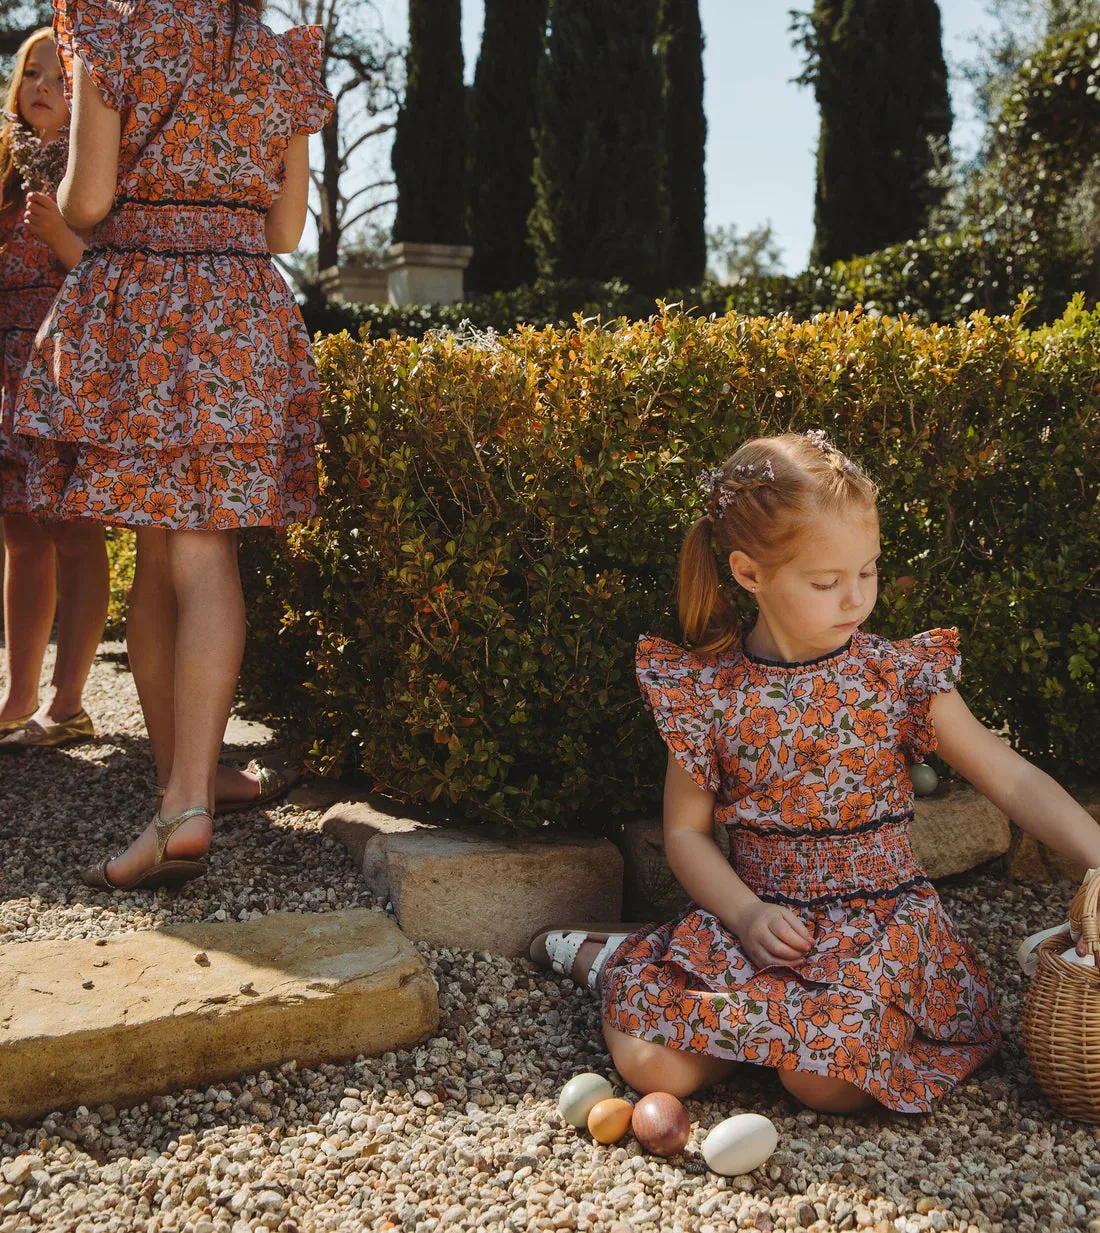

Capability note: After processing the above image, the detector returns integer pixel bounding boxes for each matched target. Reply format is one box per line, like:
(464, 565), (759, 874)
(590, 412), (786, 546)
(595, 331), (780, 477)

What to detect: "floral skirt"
(602, 823), (1002, 1113)
(14, 201), (321, 530)
(0, 325), (35, 517)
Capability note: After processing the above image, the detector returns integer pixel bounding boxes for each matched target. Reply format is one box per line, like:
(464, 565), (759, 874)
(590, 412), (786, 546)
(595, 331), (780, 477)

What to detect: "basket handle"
(1069, 866), (1100, 958)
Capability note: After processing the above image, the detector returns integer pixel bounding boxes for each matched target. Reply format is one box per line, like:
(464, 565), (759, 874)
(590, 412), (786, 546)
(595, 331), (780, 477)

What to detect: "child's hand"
(734, 901), (814, 969)
(23, 191), (66, 247)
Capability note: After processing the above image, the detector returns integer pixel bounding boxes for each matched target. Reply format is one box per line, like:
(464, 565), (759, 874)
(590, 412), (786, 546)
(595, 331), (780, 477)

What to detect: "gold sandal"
(215, 759), (299, 815)
(0, 709), (95, 751)
(81, 807), (210, 891)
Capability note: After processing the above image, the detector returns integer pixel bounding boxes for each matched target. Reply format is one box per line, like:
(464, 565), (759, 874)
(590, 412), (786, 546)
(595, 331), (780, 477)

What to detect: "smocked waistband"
(88, 200), (268, 256)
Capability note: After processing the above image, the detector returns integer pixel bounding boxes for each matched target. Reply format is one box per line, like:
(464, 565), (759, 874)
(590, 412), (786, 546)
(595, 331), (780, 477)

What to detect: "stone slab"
(383, 831), (623, 957)
(910, 784), (1012, 879)
(0, 910), (438, 1124)
(320, 800), (433, 897)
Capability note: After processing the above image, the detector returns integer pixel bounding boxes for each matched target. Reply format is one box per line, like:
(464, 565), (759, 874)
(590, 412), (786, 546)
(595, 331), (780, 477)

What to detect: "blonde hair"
(678, 432), (879, 654)
(0, 28), (57, 210)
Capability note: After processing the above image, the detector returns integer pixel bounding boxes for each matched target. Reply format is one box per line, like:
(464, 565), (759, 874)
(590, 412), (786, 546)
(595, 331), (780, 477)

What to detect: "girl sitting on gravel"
(531, 431), (1100, 1115)
(0, 29), (108, 753)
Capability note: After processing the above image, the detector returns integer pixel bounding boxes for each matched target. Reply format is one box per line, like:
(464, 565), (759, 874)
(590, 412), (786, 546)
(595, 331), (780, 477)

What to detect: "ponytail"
(677, 517), (739, 655)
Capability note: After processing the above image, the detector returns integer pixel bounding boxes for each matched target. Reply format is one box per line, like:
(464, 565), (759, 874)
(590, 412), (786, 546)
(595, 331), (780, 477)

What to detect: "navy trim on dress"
(761, 875), (931, 909)
(732, 810), (913, 838)
(741, 636), (854, 669)
(86, 243), (270, 259)
(114, 196), (265, 213)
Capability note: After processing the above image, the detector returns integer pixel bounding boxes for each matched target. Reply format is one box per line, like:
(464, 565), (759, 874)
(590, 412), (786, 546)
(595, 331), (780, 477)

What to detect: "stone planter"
(319, 258), (388, 305)
(382, 241), (474, 307)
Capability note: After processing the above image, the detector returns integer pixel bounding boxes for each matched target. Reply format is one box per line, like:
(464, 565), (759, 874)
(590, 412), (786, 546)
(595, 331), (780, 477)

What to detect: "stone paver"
(1, 909), (438, 1123)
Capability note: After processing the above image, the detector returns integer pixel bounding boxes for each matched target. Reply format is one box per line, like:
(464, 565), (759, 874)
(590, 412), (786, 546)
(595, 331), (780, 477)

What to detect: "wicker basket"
(1021, 871), (1100, 1122)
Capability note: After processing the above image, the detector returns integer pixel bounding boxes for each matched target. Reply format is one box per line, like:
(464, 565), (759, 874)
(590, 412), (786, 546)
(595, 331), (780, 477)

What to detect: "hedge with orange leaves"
(240, 299), (1099, 828)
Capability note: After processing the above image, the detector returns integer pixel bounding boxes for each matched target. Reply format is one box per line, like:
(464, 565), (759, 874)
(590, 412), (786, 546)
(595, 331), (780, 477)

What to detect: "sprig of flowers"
(4, 112), (68, 194)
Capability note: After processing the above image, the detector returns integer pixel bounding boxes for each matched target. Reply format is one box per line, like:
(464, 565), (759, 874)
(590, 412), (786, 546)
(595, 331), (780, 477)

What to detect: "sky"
(364, 1), (1001, 275)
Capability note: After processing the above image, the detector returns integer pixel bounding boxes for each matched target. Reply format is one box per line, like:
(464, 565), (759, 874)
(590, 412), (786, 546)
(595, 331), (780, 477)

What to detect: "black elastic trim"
(742, 635), (854, 669)
(0, 326), (39, 333)
(115, 196), (264, 213)
(733, 811), (913, 838)
(0, 284), (56, 294)
(760, 875), (931, 909)
(86, 243), (269, 259)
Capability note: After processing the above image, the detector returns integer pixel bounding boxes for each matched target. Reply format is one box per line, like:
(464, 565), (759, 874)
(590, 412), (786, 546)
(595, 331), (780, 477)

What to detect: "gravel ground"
(1, 643), (1098, 1233)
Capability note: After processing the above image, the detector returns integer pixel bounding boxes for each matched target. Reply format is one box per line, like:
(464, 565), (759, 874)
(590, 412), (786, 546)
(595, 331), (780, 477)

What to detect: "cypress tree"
(808, 0), (952, 265)
(391, 0), (466, 245)
(466, 0), (549, 293)
(658, 0), (707, 287)
(529, 0), (666, 290)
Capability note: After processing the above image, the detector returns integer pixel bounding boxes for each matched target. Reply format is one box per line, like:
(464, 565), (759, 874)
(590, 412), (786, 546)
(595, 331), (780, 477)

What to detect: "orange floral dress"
(14, 0), (334, 529)
(602, 627), (1002, 1113)
(0, 197), (66, 516)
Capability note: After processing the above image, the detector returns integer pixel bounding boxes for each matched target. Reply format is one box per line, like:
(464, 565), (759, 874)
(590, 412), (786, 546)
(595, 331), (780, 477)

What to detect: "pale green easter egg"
(909, 762), (939, 796)
(558, 1073), (613, 1129)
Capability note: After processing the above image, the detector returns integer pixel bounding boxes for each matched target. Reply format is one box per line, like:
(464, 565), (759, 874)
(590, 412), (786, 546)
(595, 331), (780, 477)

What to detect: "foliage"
(241, 301), (1100, 831)
(390, 0), (466, 246)
(706, 222), (784, 285)
(0, 1), (51, 70)
(104, 528), (135, 636)
(465, 0), (548, 294)
(795, 0), (952, 264)
(529, 0), (666, 290)
(658, 0), (707, 287)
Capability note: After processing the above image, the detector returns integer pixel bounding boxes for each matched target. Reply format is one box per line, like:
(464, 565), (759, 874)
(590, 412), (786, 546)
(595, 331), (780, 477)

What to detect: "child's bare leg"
(603, 1022), (737, 1098)
(1, 514), (55, 719)
(46, 520), (109, 720)
(776, 1068), (877, 1113)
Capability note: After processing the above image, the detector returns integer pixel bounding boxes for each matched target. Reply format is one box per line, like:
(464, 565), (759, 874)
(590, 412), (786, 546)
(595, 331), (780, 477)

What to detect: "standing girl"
(0, 28), (108, 751)
(532, 432), (1100, 1114)
(15, 0), (333, 887)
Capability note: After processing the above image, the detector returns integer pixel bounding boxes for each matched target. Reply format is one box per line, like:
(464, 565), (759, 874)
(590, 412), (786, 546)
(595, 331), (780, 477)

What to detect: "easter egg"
(701, 1113), (778, 1177)
(631, 1092), (691, 1157)
(1058, 945), (1098, 967)
(587, 1097), (634, 1144)
(909, 763), (938, 796)
(558, 1073), (613, 1129)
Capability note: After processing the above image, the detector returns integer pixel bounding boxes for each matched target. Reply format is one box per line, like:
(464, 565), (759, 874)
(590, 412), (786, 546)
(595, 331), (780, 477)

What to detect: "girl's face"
(734, 507), (880, 661)
(18, 39), (68, 141)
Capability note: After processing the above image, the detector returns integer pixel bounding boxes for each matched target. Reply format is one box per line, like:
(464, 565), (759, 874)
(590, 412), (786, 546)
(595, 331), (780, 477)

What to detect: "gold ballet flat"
(0, 709), (96, 752)
(0, 713), (33, 736)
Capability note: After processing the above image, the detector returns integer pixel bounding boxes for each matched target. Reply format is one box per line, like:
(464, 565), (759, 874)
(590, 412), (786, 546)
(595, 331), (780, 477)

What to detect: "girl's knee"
(603, 1023), (733, 1099)
(49, 520), (106, 558)
(777, 1068), (877, 1114)
(2, 514), (51, 554)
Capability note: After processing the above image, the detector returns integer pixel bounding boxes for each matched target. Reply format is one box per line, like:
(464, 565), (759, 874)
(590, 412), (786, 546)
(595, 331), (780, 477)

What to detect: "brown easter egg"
(631, 1091), (691, 1157)
(587, 1097), (634, 1144)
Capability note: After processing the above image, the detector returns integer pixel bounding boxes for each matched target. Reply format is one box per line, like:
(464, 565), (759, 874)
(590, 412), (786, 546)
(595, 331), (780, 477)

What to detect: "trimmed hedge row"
(239, 300), (1100, 830)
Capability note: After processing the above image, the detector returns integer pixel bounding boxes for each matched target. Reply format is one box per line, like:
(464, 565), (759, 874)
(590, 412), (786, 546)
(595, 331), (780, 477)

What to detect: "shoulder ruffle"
(636, 635), (722, 793)
(54, 0), (125, 111)
(273, 25), (335, 135)
(892, 627), (962, 760)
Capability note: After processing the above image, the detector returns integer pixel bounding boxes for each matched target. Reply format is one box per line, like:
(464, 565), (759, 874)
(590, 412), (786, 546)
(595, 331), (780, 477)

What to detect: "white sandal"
(530, 924), (638, 990)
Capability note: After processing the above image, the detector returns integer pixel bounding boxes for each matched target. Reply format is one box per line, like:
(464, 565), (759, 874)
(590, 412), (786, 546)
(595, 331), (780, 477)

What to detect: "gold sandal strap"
(247, 760), (285, 799)
(153, 807), (211, 865)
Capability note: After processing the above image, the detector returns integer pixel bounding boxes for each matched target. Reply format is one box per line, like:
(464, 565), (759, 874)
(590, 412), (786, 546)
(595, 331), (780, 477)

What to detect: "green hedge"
(239, 299), (1099, 830)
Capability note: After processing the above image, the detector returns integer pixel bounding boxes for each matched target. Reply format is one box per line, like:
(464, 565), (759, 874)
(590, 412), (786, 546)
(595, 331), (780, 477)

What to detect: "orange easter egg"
(587, 1097), (634, 1144)
(631, 1091), (691, 1157)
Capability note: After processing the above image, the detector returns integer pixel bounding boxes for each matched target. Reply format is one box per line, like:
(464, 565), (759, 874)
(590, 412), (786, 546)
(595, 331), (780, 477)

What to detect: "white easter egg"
(908, 762), (939, 796)
(558, 1073), (613, 1129)
(701, 1113), (779, 1177)
(1058, 945), (1098, 967)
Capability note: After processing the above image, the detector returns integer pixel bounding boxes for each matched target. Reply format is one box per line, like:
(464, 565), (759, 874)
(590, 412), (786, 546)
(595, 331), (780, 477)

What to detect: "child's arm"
(265, 135), (310, 254)
(58, 58), (120, 230)
(930, 689), (1100, 870)
(23, 192), (85, 270)
(662, 752), (813, 967)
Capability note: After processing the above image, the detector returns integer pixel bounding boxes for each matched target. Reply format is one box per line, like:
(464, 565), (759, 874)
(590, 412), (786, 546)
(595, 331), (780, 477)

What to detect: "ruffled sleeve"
(636, 635), (722, 794)
(275, 25), (335, 135)
(53, 0), (124, 110)
(894, 627), (962, 760)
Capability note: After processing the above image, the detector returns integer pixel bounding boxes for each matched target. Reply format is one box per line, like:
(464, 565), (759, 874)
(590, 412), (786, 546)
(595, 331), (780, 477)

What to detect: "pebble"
(0, 642), (1094, 1232)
